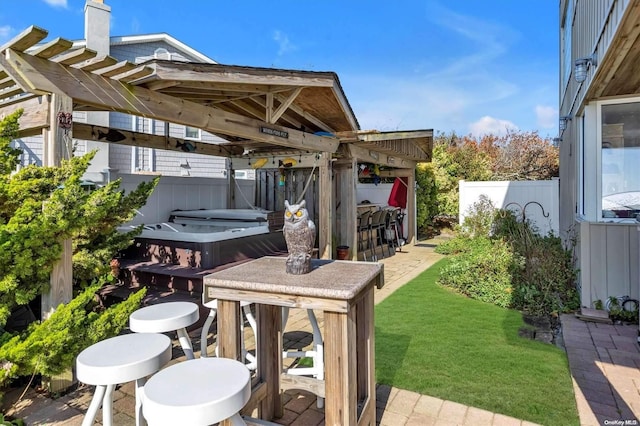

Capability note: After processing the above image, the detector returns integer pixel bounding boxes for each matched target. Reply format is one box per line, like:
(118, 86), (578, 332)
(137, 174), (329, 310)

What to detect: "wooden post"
(406, 169), (416, 245)
(324, 308), (357, 426)
(41, 93), (73, 319)
(318, 152), (332, 259)
(256, 303), (282, 419)
(334, 159), (357, 260)
(41, 93), (74, 394)
(226, 158), (236, 209)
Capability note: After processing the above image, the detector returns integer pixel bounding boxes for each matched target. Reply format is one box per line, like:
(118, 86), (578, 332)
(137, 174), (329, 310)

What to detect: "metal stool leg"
(200, 308), (217, 357)
(82, 385), (107, 426)
(176, 327), (195, 360)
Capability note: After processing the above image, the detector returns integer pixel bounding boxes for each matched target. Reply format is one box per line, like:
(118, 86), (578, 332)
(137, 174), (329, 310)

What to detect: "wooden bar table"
(203, 256), (384, 426)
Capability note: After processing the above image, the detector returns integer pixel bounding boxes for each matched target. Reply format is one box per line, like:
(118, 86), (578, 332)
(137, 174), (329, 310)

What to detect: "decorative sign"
(388, 156), (395, 165)
(260, 126), (289, 139)
(57, 112), (73, 130)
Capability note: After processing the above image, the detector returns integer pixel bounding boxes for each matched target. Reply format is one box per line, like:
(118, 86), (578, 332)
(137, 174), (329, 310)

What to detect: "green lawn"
(375, 258), (579, 426)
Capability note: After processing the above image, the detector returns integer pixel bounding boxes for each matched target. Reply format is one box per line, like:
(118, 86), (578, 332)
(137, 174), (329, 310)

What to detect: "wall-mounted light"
(574, 54), (597, 83)
(559, 115), (572, 131)
(179, 160), (190, 176)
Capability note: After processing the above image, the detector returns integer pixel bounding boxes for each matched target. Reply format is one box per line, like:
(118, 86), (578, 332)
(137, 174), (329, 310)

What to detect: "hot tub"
(119, 209), (286, 269)
(135, 222), (270, 243)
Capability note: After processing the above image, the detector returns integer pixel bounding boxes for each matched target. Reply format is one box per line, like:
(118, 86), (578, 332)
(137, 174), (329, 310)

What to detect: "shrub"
(434, 234), (472, 255)
(493, 212), (580, 317)
(0, 110), (156, 398)
(0, 282), (145, 389)
(437, 236), (521, 308)
(437, 206), (580, 317)
(415, 163), (438, 233)
(460, 194), (497, 238)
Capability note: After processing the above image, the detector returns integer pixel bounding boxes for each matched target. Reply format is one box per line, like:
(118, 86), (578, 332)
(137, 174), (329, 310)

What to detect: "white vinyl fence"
(116, 173), (255, 225)
(459, 180), (559, 236)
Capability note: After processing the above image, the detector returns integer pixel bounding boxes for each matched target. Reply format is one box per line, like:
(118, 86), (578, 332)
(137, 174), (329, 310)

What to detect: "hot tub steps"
(117, 258), (256, 294)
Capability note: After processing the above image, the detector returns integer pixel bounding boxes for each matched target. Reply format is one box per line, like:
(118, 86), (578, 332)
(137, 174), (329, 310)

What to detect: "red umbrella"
(388, 177), (408, 209)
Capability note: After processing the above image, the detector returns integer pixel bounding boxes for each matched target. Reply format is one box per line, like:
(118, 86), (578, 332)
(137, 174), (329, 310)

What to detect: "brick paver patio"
(3, 235), (639, 425)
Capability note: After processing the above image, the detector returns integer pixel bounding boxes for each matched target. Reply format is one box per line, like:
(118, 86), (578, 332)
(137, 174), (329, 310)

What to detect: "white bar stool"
(143, 357), (251, 426)
(129, 301), (199, 360)
(282, 307), (324, 408)
(200, 299), (257, 369)
(76, 333), (172, 426)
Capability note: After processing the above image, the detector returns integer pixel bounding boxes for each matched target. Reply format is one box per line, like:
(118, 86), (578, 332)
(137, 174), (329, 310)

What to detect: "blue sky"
(0, 0), (559, 138)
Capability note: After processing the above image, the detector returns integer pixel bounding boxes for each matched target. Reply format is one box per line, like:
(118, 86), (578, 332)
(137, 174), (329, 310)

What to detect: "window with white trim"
(185, 126), (201, 140)
(599, 99), (640, 220)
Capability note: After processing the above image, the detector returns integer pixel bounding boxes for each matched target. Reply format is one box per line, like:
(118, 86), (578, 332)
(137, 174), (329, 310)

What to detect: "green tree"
(431, 133), (493, 216)
(415, 163), (438, 233)
(0, 110), (157, 391)
(423, 131), (559, 223)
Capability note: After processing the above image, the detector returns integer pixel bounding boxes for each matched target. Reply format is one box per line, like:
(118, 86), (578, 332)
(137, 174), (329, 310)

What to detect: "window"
(154, 48), (170, 60)
(185, 126), (201, 140)
(600, 100), (640, 220)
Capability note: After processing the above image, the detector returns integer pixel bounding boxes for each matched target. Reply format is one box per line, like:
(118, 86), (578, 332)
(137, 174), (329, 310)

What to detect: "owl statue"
(283, 199), (316, 274)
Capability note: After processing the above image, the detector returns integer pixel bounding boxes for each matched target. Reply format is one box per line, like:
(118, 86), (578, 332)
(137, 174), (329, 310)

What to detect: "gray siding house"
(559, 0), (640, 308)
(13, 0), (237, 184)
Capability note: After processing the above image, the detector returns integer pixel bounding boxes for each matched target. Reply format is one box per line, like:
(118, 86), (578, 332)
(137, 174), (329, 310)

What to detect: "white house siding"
(105, 109), (228, 178)
(559, 0), (640, 309)
(578, 221), (640, 308)
(111, 40), (203, 64)
(12, 137), (43, 167)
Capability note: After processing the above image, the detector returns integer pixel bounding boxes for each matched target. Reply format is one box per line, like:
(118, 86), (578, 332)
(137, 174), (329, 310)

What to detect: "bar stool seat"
(129, 301), (199, 360)
(76, 333), (172, 426)
(143, 357), (251, 426)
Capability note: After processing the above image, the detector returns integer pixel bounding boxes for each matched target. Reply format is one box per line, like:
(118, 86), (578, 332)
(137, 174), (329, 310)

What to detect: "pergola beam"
(32, 37), (74, 59)
(0, 25), (47, 53)
(0, 94), (50, 136)
(72, 122), (245, 157)
(347, 143), (416, 169)
(271, 87), (303, 123)
(3, 48), (340, 153)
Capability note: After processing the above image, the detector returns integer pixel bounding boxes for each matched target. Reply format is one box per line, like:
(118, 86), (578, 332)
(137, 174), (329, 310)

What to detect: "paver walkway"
(3, 234), (639, 425)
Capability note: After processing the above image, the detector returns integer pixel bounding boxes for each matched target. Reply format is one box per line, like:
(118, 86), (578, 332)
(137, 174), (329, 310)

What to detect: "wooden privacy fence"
(256, 168), (320, 232)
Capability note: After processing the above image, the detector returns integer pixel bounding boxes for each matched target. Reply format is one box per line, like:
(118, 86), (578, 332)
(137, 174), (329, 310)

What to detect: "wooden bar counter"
(203, 256), (383, 426)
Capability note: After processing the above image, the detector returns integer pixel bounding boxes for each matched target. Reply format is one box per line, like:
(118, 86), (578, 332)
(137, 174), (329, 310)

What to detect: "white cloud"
(273, 30), (296, 56)
(337, 3), (553, 136)
(422, 3), (518, 80)
(343, 68), (519, 134)
(535, 105), (557, 129)
(341, 3), (527, 134)
(469, 116), (518, 137)
(42, 0), (67, 7)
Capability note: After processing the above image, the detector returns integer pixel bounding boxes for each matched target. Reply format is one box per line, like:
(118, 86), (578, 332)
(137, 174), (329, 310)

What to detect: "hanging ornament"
(251, 158), (268, 169)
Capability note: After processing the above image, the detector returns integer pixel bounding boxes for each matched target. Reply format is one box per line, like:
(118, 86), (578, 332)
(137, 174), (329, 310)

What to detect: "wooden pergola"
(0, 26), (432, 315)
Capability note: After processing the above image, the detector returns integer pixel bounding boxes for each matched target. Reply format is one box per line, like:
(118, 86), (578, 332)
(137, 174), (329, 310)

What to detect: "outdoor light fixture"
(574, 54), (597, 83)
(559, 115), (572, 131)
(552, 137), (562, 147)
